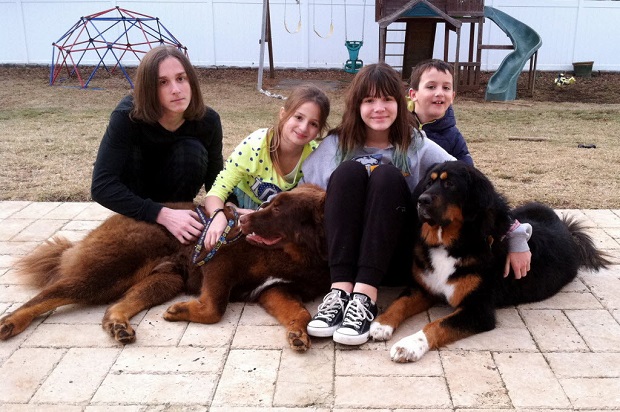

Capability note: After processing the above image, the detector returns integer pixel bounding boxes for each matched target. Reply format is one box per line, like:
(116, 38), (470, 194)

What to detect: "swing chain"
(284, 0), (302, 34)
(313, 0), (334, 39)
(344, 0), (366, 43)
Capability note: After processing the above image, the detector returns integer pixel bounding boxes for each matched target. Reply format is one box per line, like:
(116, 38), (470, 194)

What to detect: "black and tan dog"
(370, 161), (610, 362)
(0, 184), (329, 351)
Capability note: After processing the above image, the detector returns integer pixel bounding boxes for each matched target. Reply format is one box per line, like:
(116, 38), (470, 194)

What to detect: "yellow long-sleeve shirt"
(207, 128), (319, 209)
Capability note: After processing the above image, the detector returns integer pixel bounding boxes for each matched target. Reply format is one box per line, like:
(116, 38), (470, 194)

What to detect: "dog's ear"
(466, 167), (498, 212)
(464, 166), (510, 236)
(412, 163), (437, 203)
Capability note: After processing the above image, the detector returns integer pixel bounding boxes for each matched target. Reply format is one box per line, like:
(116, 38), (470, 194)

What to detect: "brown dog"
(0, 184), (329, 351)
(165, 184), (330, 350)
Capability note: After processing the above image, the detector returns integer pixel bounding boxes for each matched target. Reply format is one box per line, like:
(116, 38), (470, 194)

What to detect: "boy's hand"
(504, 251), (532, 279)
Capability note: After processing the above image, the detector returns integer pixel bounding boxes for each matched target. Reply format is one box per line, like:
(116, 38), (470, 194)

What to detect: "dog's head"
(239, 184), (326, 258)
(414, 161), (510, 244)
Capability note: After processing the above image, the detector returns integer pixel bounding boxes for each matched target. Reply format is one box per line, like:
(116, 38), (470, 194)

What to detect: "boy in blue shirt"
(409, 59), (474, 165)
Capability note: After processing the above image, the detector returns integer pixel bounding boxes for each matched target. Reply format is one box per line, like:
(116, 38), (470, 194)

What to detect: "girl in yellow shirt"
(203, 84), (330, 249)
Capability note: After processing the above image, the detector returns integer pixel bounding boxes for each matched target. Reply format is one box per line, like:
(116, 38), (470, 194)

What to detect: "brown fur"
(0, 184), (329, 351)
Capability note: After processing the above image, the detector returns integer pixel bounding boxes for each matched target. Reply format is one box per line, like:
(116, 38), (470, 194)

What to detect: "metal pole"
(257, 0), (269, 91)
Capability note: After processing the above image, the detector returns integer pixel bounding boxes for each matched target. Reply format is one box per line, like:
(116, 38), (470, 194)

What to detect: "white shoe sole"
(333, 329), (369, 345)
(307, 323), (340, 337)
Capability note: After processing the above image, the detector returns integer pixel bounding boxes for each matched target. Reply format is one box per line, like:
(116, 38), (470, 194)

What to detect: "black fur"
(371, 161), (611, 362)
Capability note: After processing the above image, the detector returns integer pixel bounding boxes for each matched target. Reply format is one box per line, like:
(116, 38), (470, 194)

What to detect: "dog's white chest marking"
(420, 247), (459, 301)
(249, 277), (291, 301)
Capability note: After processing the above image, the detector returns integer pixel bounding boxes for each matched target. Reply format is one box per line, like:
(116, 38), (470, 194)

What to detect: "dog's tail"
(565, 216), (612, 271)
(15, 236), (74, 287)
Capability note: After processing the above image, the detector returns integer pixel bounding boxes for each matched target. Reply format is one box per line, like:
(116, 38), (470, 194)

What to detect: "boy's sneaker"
(307, 289), (350, 337)
(333, 293), (378, 345)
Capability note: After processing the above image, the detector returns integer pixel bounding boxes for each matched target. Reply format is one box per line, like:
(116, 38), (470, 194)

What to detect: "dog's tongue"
(247, 233), (281, 245)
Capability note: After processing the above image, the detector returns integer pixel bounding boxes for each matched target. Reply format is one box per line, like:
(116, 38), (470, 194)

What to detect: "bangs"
(364, 71), (401, 99)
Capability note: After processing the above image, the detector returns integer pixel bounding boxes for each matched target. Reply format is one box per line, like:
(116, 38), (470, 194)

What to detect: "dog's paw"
(288, 329), (311, 352)
(369, 321), (393, 341)
(390, 331), (429, 363)
(103, 320), (136, 344)
(163, 302), (189, 322)
(0, 317), (16, 340)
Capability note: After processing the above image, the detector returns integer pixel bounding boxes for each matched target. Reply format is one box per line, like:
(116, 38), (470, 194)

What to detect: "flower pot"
(573, 61), (593, 77)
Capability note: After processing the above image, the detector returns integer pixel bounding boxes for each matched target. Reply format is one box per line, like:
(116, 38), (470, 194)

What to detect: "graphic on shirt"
(251, 177), (282, 202)
(353, 154), (382, 175)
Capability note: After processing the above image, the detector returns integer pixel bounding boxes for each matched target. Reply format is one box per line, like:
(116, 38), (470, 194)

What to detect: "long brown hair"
(270, 84), (330, 176)
(331, 62), (416, 172)
(131, 46), (206, 124)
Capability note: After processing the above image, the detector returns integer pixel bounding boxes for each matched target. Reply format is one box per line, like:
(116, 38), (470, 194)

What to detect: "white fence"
(1, 0), (620, 72)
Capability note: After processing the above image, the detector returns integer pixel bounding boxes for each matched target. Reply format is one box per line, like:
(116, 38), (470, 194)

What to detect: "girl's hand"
(204, 212), (229, 250)
(156, 207), (204, 245)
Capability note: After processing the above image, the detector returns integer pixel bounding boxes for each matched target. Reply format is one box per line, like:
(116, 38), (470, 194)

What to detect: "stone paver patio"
(0, 201), (619, 411)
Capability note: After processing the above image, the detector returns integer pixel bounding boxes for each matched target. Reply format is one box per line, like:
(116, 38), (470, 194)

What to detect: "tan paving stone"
(232, 325), (289, 349)
(0, 283), (38, 303)
(559, 377), (620, 408)
(239, 302), (279, 325)
(337, 346), (442, 376)
(92, 372), (217, 405)
(178, 302), (243, 347)
(84, 406), (145, 412)
(0, 219), (33, 241)
(45, 303), (115, 324)
(74, 203), (115, 220)
(10, 203), (62, 219)
(582, 209), (620, 227)
(31, 347), (120, 403)
(335, 376), (451, 408)
(558, 276), (588, 292)
(112, 346), (226, 373)
(131, 304), (187, 347)
(587, 228), (620, 249)
(0, 347), (65, 403)
(210, 408), (329, 412)
(42, 202), (90, 219)
(2, 405), (83, 411)
(579, 269), (620, 310)
(21, 323), (120, 348)
(274, 348), (334, 406)
(1, 202), (618, 410)
(442, 351), (511, 408)
(520, 309), (588, 352)
(0, 240), (41, 255)
(493, 352), (570, 408)
(0, 201), (30, 218)
(546, 352), (620, 378)
(0, 254), (17, 269)
(211, 349), (280, 407)
(434, 308), (536, 352)
(11, 219), (67, 242)
(565, 309), (620, 351)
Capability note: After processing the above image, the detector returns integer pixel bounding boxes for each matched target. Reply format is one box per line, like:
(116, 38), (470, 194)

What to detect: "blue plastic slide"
(484, 6), (542, 101)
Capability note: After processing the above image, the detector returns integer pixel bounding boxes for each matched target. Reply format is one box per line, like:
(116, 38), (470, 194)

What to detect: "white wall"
(1, 0), (619, 71)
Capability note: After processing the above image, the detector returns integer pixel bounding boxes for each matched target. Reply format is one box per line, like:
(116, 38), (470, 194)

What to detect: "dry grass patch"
(1, 65), (619, 208)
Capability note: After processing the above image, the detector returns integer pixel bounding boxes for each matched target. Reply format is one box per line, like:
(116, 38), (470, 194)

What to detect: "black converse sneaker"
(307, 289), (350, 337)
(333, 293), (378, 345)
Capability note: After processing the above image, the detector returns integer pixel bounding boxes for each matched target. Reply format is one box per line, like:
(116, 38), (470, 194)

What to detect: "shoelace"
(341, 298), (375, 327)
(315, 291), (345, 321)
